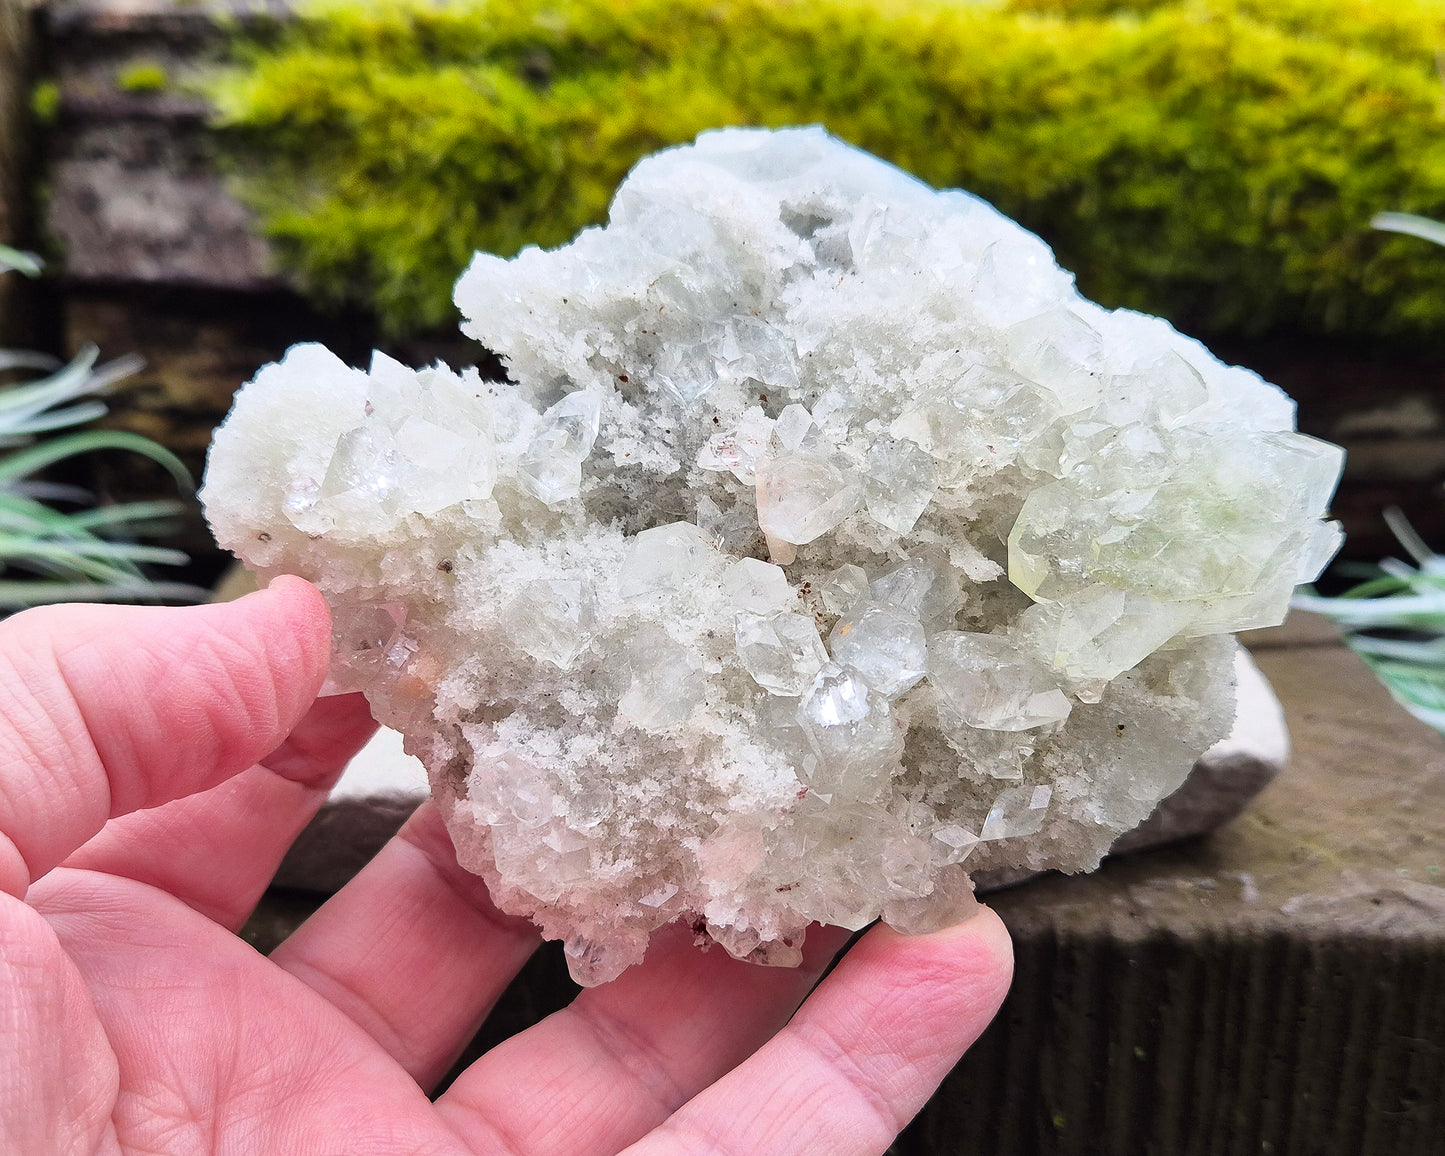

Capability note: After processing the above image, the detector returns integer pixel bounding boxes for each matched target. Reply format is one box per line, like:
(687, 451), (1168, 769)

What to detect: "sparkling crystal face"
(204, 127), (1342, 985)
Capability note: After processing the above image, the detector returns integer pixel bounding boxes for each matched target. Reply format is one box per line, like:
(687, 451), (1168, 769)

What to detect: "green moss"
(30, 80), (59, 123)
(117, 61), (170, 94)
(210, 0), (1445, 339)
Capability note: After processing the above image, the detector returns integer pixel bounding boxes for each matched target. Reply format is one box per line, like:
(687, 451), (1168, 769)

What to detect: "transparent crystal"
(722, 557), (794, 612)
(828, 601), (928, 697)
(1013, 585), (1194, 685)
(928, 631), (1072, 730)
(796, 664), (905, 799)
(755, 451), (864, 545)
(320, 419), (401, 510)
(870, 551), (961, 634)
(736, 610), (828, 695)
(618, 626), (707, 731)
(772, 403), (817, 451)
(282, 476), (332, 535)
(518, 390), (601, 504)
(929, 824), (981, 865)
(980, 784), (1053, 841)
(697, 405), (774, 483)
(819, 563), (870, 614)
(882, 864), (979, 934)
(327, 602), (406, 691)
(618, 521), (717, 599)
(564, 934), (634, 987)
(747, 936), (805, 968)
(864, 436), (938, 534)
(510, 578), (594, 669)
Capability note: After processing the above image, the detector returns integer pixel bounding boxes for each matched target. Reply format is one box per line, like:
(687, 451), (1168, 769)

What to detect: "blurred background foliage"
(210, 0), (1445, 339)
(0, 246), (202, 606)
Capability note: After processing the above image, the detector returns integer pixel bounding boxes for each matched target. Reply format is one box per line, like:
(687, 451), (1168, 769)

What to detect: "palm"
(2, 580), (1011, 1156)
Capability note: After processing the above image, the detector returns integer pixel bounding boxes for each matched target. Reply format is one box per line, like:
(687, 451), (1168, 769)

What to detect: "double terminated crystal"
(203, 128), (1342, 984)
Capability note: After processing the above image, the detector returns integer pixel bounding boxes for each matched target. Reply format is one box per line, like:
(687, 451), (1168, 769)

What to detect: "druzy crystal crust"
(203, 128), (1343, 985)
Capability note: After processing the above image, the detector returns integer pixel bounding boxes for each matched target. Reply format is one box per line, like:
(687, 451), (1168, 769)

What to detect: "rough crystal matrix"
(203, 128), (1343, 985)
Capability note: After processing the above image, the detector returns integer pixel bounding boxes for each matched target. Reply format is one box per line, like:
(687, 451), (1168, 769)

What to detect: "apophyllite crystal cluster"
(203, 128), (1343, 984)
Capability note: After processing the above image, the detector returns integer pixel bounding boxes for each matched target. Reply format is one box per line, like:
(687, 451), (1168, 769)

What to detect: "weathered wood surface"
(33, 0), (1445, 565)
(241, 618), (1445, 1154)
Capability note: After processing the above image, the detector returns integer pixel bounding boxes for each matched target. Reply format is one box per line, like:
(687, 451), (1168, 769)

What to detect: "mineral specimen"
(203, 127), (1343, 985)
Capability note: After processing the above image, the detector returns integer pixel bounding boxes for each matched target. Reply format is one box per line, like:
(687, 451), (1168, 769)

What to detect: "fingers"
(269, 802), (543, 1090)
(0, 576), (331, 899)
(619, 908), (1013, 1156)
(434, 920), (853, 1156)
(60, 693), (377, 930)
(0, 894), (117, 1155)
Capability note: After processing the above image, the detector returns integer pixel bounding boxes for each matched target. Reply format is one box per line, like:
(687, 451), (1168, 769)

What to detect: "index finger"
(0, 576), (331, 899)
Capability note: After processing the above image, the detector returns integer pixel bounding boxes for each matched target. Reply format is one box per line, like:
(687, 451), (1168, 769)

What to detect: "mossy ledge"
(209, 0), (1445, 340)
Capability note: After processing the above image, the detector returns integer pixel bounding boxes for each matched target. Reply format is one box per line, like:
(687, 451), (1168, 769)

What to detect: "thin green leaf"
(0, 549), (142, 583)
(1372, 211), (1445, 248)
(1, 401), (111, 437)
(8, 481), (92, 504)
(67, 500), (188, 531)
(0, 430), (192, 489)
(0, 245), (42, 277)
(1346, 634), (1445, 663)
(0, 538), (190, 566)
(0, 347), (101, 418)
(1292, 590), (1445, 625)
(0, 351), (61, 373)
(1383, 505), (1435, 566)
(0, 580), (209, 607)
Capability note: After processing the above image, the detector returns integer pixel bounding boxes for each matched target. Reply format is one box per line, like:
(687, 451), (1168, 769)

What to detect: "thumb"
(0, 575), (331, 898)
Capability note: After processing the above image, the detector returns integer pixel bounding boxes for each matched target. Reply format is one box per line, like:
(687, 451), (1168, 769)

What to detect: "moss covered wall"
(211, 0), (1445, 340)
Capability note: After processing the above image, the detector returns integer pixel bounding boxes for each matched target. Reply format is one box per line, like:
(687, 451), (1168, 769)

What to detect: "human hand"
(1, 577), (1012, 1155)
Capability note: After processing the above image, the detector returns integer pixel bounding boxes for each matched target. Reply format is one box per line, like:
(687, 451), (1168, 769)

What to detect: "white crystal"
(819, 563), (870, 614)
(928, 631), (1072, 731)
(205, 127), (1341, 986)
(870, 551), (961, 634)
(796, 664), (905, 800)
(518, 390), (601, 504)
(828, 601), (928, 697)
(618, 521), (718, 599)
(755, 451), (863, 545)
(864, 436), (938, 534)
(735, 610), (828, 695)
(722, 557), (794, 612)
(980, 784), (1053, 841)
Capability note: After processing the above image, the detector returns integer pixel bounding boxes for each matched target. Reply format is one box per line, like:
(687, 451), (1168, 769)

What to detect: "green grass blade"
(2, 401), (111, 436)
(1292, 590), (1445, 626)
(67, 500), (188, 531)
(0, 347), (101, 419)
(0, 245), (42, 277)
(1372, 212), (1445, 248)
(0, 580), (210, 607)
(0, 538), (190, 566)
(0, 351), (61, 373)
(0, 430), (192, 489)
(1346, 635), (1445, 663)
(8, 481), (92, 504)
